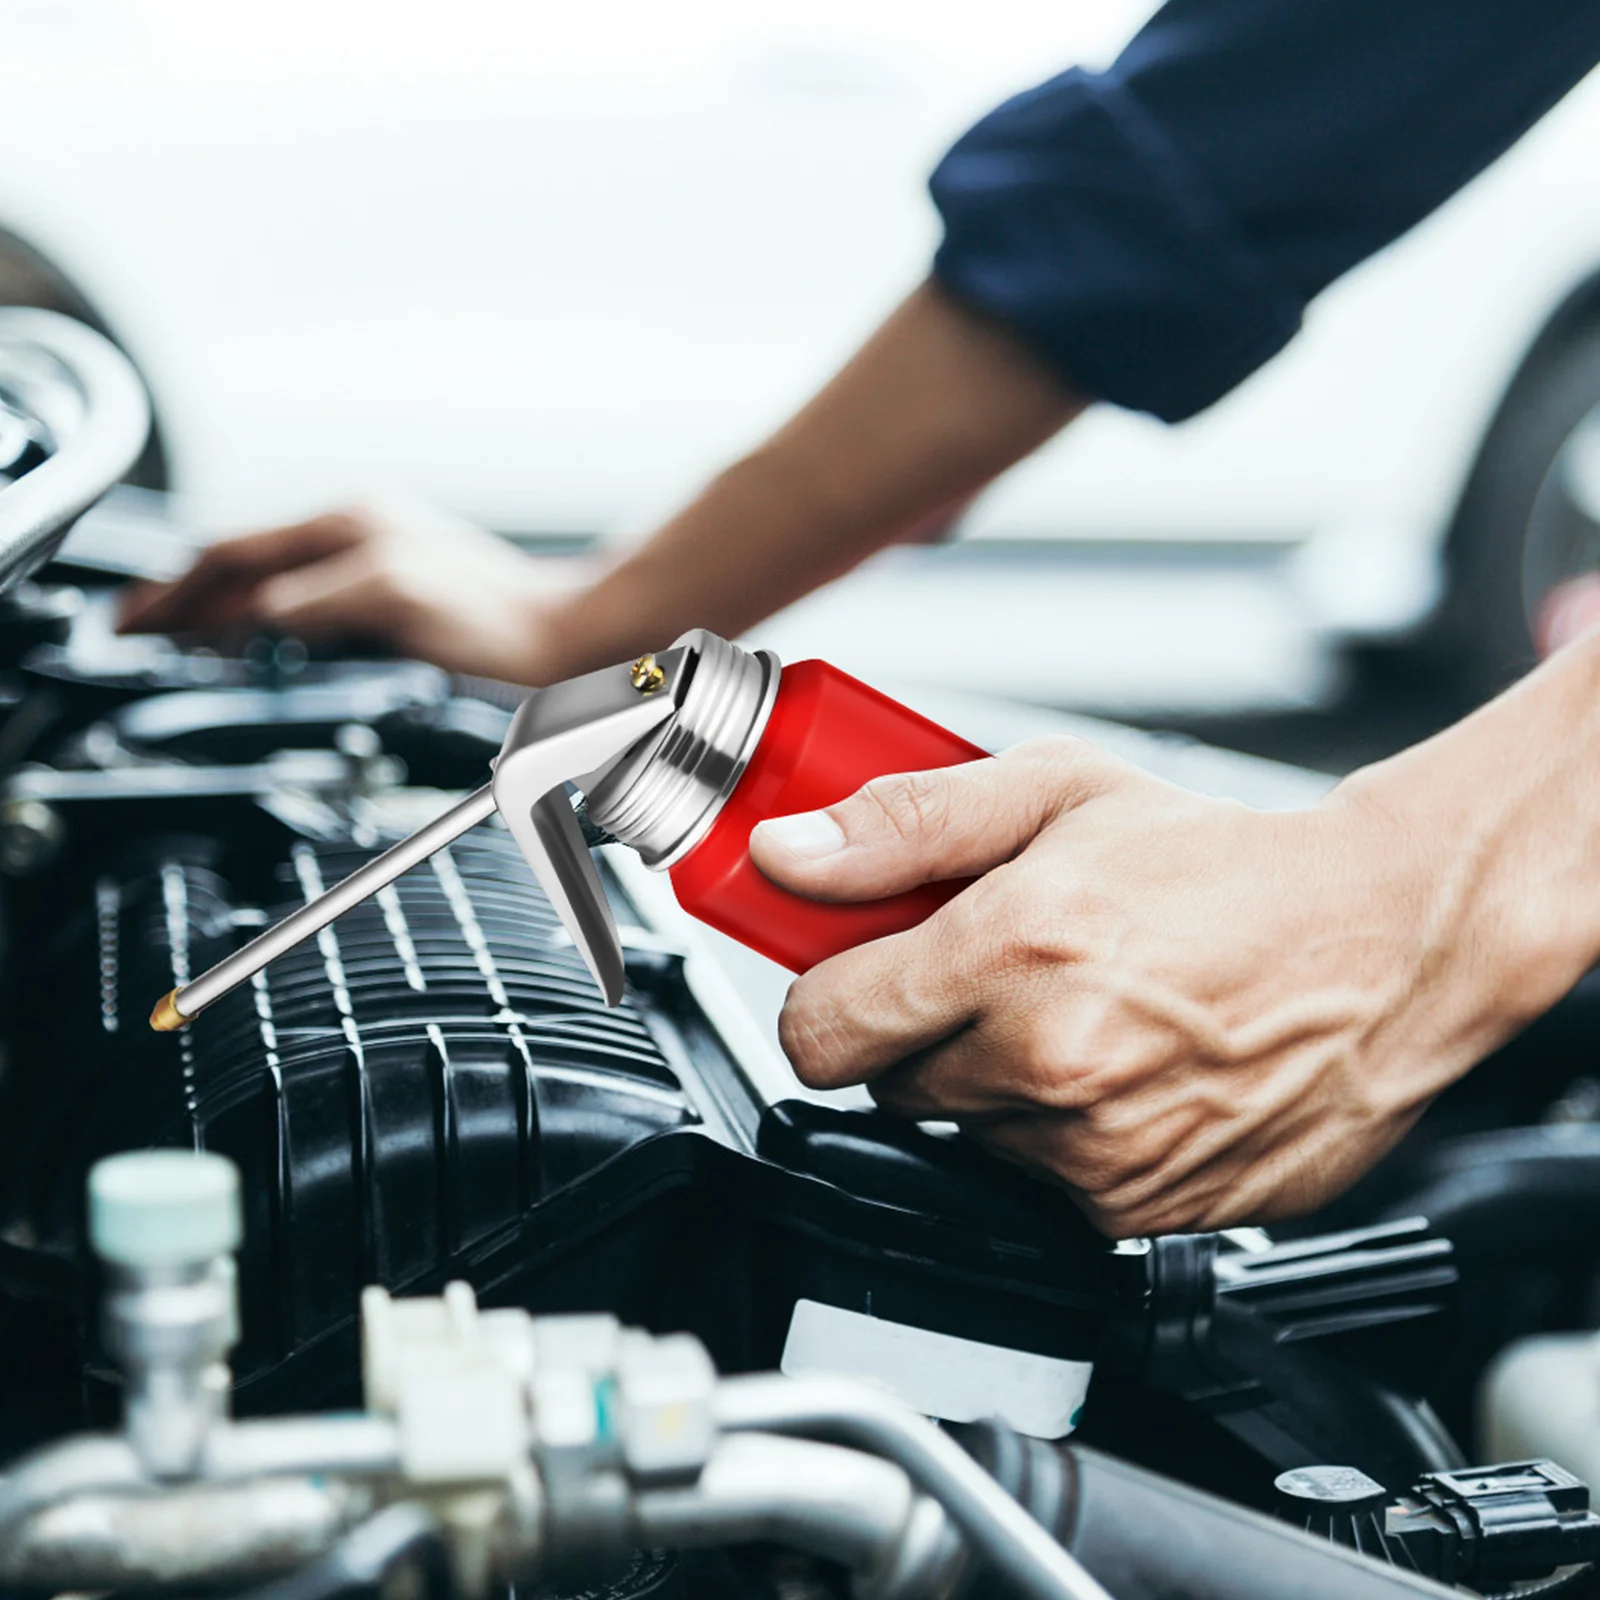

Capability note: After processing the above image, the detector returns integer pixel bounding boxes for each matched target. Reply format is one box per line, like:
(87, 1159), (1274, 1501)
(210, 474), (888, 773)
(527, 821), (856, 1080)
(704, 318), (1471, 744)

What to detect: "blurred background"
(6, 0), (1600, 769)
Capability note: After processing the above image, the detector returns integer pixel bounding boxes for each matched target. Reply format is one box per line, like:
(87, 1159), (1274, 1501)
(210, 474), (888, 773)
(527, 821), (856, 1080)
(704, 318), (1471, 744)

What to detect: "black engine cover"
(0, 795), (1126, 1443)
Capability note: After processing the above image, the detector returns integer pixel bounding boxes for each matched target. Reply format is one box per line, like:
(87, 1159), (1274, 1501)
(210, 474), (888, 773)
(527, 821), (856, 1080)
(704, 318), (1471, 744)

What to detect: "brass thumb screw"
(630, 654), (667, 694)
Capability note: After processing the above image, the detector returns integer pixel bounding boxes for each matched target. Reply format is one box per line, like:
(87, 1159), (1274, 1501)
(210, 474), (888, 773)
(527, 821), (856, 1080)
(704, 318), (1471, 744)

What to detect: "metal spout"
(146, 633), (777, 1029)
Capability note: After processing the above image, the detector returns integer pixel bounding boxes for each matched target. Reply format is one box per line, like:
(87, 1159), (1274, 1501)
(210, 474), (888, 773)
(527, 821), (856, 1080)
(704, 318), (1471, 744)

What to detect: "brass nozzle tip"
(149, 990), (186, 1033)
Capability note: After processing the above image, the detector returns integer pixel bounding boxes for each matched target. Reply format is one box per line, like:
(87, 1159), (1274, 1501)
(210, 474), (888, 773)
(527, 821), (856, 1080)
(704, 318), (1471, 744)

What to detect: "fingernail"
(754, 810), (846, 859)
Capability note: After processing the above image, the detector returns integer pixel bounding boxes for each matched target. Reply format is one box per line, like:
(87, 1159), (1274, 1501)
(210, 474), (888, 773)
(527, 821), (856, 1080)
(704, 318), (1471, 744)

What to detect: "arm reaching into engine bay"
(118, 1), (1600, 688)
(749, 629), (1600, 1238)
(115, 284), (1085, 682)
(118, 1), (1600, 682)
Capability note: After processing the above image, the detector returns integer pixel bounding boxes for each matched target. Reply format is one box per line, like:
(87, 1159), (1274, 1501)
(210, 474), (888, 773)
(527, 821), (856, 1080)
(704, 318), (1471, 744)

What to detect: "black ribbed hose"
(953, 1423), (1460, 1600)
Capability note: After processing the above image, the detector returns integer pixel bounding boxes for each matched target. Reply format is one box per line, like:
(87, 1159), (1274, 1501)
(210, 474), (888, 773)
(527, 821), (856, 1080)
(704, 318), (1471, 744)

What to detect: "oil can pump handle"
(490, 645), (692, 1003)
(150, 647), (691, 1030)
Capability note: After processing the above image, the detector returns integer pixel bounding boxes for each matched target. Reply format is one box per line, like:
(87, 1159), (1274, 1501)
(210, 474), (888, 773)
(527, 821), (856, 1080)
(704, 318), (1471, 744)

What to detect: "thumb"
(748, 736), (1118, 902)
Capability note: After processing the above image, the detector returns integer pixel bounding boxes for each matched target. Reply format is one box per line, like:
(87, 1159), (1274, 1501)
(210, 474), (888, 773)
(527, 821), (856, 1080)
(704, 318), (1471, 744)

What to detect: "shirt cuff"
(929, 68), (1306, 423)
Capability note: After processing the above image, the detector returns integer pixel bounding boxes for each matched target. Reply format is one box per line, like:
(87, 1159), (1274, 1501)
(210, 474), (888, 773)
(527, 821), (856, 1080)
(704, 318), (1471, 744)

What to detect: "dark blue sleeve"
(930, 0), (1600, 421)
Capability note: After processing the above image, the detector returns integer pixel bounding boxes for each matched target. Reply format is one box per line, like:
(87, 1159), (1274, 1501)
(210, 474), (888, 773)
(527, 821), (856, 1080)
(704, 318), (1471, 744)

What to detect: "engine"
(6, 310), (1600, 1600)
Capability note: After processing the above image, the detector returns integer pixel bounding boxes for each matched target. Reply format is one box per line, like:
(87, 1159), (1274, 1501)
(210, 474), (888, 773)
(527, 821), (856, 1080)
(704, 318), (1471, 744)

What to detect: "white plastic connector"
(614, 1330), (716, 1481)
(88, 1150), (241, 1270)
(362, 1283), (533, 1484)
(358, 1288), (720, 1493)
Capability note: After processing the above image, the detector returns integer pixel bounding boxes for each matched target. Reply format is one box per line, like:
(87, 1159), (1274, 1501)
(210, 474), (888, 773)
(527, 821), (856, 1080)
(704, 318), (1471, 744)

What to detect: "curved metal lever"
(491, 647), (690, 1004)
(0, 310), (150, 595)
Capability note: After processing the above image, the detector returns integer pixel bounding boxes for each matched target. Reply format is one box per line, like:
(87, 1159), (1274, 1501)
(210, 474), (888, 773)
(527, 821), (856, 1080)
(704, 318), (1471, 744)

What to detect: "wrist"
(1287, 781), (1489, 1114)
(1488, 633), (1600, 1015)
(486, 553), (609, 685)
(1332, 632), (1600, 1061)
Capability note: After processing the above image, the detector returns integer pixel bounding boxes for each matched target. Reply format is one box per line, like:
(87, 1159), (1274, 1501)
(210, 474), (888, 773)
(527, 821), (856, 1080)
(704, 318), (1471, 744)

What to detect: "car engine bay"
(7, 310), (1600, 1599)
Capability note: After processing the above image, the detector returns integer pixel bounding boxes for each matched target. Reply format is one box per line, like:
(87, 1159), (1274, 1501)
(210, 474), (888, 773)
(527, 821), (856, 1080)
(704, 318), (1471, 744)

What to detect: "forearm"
(1336, 628), (1600, 1059)
(536, 279), (1086, 679)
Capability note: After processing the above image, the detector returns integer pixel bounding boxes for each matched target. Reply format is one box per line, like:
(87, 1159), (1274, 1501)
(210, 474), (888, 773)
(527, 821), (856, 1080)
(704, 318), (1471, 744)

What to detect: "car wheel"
(0, 226), (167, 491)
(1441, 321), (1600, 701)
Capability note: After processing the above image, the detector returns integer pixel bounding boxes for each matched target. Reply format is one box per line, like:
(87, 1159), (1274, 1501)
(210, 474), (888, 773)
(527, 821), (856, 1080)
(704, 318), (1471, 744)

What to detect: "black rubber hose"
(1370, 1126), (1600, 1262)
(951, 1423), (1460, 1600)
(1061, 1446), (1458, 1600)
(1481, 1569), (1594, 1600)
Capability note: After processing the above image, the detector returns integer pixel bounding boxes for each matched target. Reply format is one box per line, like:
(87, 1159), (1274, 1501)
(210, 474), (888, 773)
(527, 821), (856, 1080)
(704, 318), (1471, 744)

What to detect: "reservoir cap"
(89, 1150), (241, 1269)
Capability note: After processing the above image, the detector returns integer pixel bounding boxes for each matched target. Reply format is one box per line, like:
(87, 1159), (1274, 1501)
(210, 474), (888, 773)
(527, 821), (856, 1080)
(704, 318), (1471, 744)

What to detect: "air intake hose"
(953, 1422), (1459, 1600)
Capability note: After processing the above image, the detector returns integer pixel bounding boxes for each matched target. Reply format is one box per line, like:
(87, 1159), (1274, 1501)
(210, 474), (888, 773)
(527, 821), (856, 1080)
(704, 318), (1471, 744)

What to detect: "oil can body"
(667, 660), (987, 971)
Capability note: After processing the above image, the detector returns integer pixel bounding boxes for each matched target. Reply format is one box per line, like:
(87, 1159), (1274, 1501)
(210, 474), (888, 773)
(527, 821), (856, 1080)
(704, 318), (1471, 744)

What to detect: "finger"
(115, 515), (366, 633)
(116, 574), (254, 635)
(749, 736), (1121, 902)
(965, 1114), (1249, 1238)
(864, 967), (1114, 1122)
(252, 551), (405, 640)
(187, 514), (369, 580)
(777, 884), (1002, 1089)
(116, 563), (256, 633)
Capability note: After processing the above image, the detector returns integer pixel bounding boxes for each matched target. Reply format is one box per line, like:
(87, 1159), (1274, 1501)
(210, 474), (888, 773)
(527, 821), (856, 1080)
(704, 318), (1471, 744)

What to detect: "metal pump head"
(491, 628), (779, 1002)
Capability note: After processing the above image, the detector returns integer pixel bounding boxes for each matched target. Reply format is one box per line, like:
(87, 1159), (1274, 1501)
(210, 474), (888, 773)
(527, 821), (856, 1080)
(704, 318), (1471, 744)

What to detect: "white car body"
(2, 0), (1597, 711)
